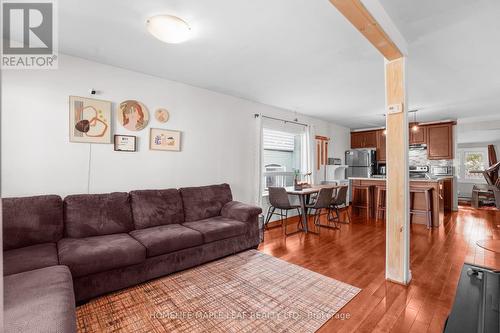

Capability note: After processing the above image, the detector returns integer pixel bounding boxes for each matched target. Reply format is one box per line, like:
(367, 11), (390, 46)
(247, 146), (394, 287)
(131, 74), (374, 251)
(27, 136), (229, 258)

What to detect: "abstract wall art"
(118, 100), (150, 131)
(69, 96), (112, 144)
(150, 128), (181, 151)
(154, 108), (170, 123)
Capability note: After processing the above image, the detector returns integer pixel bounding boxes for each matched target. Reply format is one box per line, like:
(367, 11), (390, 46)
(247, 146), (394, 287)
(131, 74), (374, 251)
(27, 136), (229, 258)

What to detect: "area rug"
(76, 250), (360, 333)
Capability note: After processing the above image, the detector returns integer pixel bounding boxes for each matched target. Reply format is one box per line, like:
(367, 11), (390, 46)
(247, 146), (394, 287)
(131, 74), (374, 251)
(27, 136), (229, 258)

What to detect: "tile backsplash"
(408, 148), (453, 167)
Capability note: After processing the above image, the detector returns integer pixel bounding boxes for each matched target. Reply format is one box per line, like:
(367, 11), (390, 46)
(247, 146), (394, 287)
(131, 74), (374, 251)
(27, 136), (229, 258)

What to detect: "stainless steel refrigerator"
(345, 149), (376, 178)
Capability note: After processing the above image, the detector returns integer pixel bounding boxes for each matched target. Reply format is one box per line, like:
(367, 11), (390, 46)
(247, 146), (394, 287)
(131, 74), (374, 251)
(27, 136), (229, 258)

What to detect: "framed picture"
(117, 100), (150, 131)
(149, 128), (181, 151)
(114, 135), (137, 152)
(154, 108), (170, 123)
(69, 96), (112, 143)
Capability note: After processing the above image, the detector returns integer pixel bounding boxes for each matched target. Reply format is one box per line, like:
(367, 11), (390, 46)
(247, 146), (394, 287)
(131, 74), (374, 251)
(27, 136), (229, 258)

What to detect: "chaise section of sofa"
(3, 195), (76, 333)
(4, 266), (76, 333)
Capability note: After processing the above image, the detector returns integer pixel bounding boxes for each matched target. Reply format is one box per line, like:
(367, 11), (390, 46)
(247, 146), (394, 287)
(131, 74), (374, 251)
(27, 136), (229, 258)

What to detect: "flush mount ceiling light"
(146, 15), (191, 44)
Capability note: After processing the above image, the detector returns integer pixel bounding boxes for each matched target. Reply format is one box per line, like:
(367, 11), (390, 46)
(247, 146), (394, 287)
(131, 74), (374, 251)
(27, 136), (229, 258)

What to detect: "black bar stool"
(410, 187), (433, 228)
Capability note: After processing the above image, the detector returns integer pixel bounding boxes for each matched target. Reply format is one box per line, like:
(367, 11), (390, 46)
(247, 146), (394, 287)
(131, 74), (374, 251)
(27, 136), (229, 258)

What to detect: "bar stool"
(410, 187), (433, 229)
(375, 186), (387, 220)
(352, 185), (371, 218)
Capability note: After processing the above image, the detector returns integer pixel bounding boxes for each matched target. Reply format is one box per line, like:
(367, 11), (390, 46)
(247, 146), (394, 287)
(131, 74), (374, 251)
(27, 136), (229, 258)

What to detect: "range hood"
(409, 144), (427, 150)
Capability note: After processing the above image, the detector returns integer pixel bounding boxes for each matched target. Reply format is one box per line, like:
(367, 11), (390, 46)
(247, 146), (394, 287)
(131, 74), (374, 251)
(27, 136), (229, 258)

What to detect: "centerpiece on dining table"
(293, 170), (312, 191)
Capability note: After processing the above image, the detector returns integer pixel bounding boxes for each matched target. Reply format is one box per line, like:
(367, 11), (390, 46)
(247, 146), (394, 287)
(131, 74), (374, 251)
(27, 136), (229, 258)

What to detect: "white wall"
(1, 55), (350, 203)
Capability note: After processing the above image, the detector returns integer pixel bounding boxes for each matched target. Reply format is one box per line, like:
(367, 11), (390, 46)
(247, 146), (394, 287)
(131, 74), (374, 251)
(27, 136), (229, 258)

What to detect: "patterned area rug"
(77, 250), (360, 333)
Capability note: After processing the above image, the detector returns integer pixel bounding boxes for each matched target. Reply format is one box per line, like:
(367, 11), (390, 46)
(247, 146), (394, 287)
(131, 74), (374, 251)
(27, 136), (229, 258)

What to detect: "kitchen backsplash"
(409, 149), (453, 168)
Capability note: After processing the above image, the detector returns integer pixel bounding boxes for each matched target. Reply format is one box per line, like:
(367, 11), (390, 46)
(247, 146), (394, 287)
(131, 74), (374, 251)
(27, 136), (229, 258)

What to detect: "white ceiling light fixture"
(146, 15), (191, 44)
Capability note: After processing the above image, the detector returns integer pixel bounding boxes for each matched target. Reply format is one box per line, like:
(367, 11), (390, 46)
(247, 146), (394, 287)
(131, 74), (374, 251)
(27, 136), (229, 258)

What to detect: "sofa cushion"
(4, 265), (76, 333)
(180, 184), (233, 222)
(130, 189), (184, 229)
(130, 224), (203, 257)
(64, 192), (134, 238)
(58, 234), (146, 277)
(3, 195), (63, 250)
(182, 216), (247, 243)
(4, 243), (59, 276)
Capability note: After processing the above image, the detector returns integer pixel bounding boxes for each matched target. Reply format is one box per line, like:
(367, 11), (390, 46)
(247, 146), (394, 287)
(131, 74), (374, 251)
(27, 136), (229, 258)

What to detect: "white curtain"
(305, 124), (316, 184)
(253, 114), (263, 206)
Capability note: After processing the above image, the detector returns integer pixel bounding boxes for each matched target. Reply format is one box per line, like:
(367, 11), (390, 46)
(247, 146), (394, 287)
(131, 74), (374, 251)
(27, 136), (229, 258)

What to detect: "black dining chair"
(265, 187), (302, 235)
(327, 185), (351, 228)
(305, 187), (334, 234)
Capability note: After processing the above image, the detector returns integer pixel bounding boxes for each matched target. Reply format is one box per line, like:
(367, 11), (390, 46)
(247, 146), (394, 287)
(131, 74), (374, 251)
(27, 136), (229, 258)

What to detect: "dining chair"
(305, 187), (334, 234)
(327, 185), (351, 228)
(265, 187), (302, 235)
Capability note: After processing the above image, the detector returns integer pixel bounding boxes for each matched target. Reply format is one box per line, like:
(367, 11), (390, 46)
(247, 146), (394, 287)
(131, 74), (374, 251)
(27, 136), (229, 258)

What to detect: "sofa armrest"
(221, 201), (262, 222)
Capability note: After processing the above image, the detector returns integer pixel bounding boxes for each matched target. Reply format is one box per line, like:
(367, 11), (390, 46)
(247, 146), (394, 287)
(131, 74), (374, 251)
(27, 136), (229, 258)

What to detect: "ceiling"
(57, 0), (500, 129)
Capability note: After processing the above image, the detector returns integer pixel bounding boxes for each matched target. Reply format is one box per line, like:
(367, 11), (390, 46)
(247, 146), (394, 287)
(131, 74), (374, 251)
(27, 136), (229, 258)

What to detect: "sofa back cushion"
(130, 189), (184, 229)
(64, 192), (134, 238)
(3, 195), (63, 251)
(180, 184), (233, 222)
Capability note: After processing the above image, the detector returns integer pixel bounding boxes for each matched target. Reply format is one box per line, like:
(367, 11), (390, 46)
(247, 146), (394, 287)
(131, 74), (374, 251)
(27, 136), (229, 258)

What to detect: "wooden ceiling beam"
(329, 0), (403, 60)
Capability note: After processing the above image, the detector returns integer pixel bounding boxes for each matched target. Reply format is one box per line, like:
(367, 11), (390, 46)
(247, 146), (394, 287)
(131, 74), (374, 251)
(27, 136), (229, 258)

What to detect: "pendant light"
(411, 110), (419, 132)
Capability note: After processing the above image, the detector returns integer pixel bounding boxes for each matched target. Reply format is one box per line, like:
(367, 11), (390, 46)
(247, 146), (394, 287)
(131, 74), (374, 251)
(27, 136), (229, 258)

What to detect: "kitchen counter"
(349, 177), (454, 227)
(348, 176), (454, 182)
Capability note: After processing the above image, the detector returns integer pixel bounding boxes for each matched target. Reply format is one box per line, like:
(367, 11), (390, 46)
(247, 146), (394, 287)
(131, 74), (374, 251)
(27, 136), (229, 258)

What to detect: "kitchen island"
(349, 177), (453, 227)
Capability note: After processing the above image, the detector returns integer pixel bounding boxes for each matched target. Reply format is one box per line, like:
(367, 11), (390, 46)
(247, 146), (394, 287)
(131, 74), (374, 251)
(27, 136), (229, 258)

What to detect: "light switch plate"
(387, 103), (403, 114)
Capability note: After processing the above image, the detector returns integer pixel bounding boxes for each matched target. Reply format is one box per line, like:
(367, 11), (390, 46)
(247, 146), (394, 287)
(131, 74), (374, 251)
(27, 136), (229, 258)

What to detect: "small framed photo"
(150, 128), (181, 151)
(114, 135), (137, 152)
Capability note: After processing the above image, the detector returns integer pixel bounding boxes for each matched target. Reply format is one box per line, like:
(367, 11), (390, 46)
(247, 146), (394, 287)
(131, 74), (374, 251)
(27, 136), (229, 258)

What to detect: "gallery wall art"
(154, 108), (170, 123)
(69, 96), (112, 143)
(150, 128), (181, 151)
(118, 100), (150, 131)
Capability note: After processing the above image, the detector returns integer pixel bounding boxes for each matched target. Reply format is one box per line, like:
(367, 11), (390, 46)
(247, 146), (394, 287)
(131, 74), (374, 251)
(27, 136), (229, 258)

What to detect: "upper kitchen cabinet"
(409, 125), (426, 144)
(426, 123), (454, 160)
(351, 132), (364, 148)
(376, 130), (386, 162)
(350, 131), (377, 149)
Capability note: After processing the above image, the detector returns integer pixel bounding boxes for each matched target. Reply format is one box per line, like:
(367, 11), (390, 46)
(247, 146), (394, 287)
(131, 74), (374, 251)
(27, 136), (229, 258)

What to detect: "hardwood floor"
(258, 205), (500, 332)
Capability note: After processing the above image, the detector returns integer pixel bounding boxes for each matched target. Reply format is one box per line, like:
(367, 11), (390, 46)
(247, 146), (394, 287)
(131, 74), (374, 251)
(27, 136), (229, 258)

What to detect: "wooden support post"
(385, 58), (410, 284)
(329, 0), (410, 284)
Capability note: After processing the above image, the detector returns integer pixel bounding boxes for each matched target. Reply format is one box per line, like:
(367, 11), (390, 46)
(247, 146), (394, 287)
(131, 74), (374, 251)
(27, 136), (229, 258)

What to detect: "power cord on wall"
(87, 144), (92, 194)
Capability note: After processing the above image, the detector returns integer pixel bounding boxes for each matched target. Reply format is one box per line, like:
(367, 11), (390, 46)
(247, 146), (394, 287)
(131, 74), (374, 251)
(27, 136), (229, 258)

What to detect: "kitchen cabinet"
(351, 132), (364, 149)
(410, 126), (426, 144)
(376, 130), (386, 162)
(350, 131), (377, 149)
(427, 123), (453, 160)
(352, 122), (454, 161)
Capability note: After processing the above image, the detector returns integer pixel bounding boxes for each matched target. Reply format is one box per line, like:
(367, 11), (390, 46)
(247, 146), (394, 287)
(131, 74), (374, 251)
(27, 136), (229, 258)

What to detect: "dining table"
(285, 184), (340, 234)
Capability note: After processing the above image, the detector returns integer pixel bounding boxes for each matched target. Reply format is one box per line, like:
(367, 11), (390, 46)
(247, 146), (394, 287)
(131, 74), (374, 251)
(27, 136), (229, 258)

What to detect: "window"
(457, 147), (489, 182)
(261, 126), (308, 195)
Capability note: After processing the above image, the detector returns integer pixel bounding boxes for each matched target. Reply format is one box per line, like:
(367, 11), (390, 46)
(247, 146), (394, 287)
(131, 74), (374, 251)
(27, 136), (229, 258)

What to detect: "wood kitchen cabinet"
(351, 132), (364, 148)
(427, 123), (453, 160)
(350, 131), (377, 149)
(376, 130), (386, 162)
(409, 126), (426, 144)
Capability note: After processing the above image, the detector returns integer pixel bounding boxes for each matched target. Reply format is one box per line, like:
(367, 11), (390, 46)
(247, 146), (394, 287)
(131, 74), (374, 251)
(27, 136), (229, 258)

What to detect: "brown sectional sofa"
(3, 184), (262, 333)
